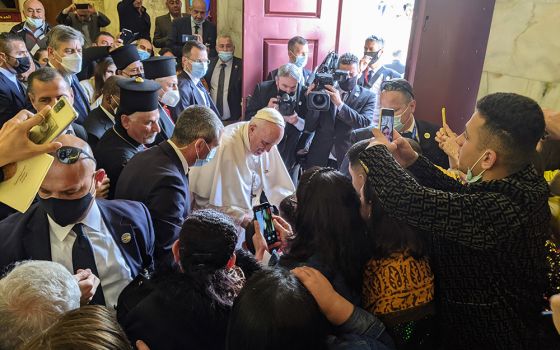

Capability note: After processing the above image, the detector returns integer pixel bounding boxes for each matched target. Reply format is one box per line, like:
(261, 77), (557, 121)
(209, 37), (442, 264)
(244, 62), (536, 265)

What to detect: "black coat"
(153, 13), (178, 48)
(119, 272), (231, 350)
(360, 146), (552, 349)
(117, 0), (151, 41)
(348, 118), (449, 170)
(357, 65), (402, 89)
(84, 106), (114, 149)
(246, 80), (307, 171)
(267, 67), (312, 84)
(168, 16), (217, 58)
(205, 56), (243, 121)
(55, 11), (111, 46)
(115, 141), (189, 270)
(0, 71), (33, 127)
(303, 85), (376, 169)
(94, 124), (144, 199)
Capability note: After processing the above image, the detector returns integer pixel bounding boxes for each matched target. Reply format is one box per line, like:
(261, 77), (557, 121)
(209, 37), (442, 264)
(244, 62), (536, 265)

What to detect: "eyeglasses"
(53, 146), (96, 164)
(188, 58), (210, 64)
(380, 79), (415, 99)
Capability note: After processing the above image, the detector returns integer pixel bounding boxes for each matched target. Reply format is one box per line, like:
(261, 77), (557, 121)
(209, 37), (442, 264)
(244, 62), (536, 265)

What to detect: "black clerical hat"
(143, 56), (176, 79)
(111, 44), (141, 71)
(117, 77), (160, 115)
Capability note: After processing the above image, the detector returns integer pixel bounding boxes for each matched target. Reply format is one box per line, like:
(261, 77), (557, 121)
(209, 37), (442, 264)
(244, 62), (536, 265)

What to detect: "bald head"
(38, 134), (98, 202)
(191, 0), (208, 23)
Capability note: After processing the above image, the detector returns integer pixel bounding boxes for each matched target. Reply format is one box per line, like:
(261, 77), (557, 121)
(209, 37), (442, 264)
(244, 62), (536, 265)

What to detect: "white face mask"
(160, 89), (180, 107)
(56, 52), (82, 74)
(26, 17), (43, 28)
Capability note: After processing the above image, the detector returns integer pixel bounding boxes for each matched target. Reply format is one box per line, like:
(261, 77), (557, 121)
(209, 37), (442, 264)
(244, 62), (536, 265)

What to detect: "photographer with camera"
(246, 63), (308, 179)
(300, 53), (375, 169)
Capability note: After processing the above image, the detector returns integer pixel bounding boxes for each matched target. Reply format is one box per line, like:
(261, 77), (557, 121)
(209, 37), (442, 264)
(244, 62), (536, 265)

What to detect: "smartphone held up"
(379, 108), (395, 142)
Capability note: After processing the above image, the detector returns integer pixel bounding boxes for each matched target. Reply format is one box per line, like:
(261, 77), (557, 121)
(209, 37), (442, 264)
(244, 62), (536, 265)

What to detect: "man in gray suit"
(154, 0), (182, 49)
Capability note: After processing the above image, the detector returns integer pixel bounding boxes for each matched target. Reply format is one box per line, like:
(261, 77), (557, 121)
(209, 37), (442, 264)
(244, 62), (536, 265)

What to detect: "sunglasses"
(53, 146), (96, 164)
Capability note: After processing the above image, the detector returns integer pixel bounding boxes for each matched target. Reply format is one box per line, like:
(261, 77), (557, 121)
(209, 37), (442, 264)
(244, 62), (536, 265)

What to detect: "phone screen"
(182, 34), (198, 43)
(253, 203), (278, 246)
(379, 108), (395, 142)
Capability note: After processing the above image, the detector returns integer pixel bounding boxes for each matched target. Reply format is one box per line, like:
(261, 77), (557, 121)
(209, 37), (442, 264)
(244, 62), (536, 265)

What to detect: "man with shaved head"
(9, 0), (51, 54)
(0, 134), (155, 309)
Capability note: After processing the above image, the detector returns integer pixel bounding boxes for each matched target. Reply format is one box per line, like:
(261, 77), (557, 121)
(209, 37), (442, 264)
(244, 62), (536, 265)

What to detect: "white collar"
(100, 105), (116, 124)
(184, 69), (199, 84)
(168, 139), (190, 174)
(47, 200), (102, 242)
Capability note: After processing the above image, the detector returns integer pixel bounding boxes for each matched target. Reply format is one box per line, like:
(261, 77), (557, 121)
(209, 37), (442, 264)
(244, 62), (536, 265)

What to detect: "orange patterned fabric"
(363, 253), (434, 315)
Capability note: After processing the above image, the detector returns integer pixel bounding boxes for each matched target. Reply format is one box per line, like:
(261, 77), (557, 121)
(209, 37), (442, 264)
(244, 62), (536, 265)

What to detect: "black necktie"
(216, 63), (226, 116)
(72, 223), (106, 305)
(194, 24), (200, 34)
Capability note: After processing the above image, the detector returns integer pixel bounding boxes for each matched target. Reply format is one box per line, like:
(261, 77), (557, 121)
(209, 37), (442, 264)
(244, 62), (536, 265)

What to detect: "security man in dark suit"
(348, 79), (449, 169)
(266, 35), (311, 84)
(154, 0), (183, 48)
(143, 56), (177, 144)
(168, 0), (217, 58)
(205, 34), (242, 122)
(84, 75), (123, 149)
(95, 77), (161, 199)
(176, 40), (219, 117)
(302, 53), (376, 169)
(247, 63), (307, 178)
(0, 134), (155, 309)
(0, 33), (34, 127)
(115, 105), (223, 270)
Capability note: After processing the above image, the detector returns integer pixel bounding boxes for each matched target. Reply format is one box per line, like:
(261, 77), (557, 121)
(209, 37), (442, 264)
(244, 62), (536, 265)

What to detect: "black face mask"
(339, 76), (357, 92)
(364, 50), (380, 65)
(39, 190), (94, 227)
(12, 56), (30, 74)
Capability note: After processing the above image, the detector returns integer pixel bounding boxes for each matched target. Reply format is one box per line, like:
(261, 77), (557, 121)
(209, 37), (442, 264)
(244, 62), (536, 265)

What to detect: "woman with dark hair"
(118, 209), (248, 350)
(80, 57), (116, 108)
(227, 267), (394, 350)
(279, 167), (372, 305)
(347, 140), (436, 350)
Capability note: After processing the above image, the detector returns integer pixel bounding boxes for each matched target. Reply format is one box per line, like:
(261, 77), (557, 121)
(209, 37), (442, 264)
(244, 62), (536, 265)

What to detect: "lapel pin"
(424, 132), (431, 139)
(121, 232), (132, 244)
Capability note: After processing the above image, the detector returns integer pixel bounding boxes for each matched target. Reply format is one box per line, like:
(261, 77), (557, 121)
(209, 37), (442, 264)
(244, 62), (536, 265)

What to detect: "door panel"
(243, 0), (341, 117)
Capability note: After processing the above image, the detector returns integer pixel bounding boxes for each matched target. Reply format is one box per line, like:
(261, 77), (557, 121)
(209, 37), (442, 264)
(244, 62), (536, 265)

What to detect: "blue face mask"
(190, 61), (208, 79)
(137, 49), (150, 61)
(26, 17), (44, 28)
(293, 54), (308, 69)
(465, 152), (488, 184)
(193, 141), (217, 167)
(218, 51), (233, 62)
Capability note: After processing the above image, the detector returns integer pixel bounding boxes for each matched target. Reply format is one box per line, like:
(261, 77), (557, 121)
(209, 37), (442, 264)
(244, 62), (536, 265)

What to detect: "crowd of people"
(0, 0), (559, 349)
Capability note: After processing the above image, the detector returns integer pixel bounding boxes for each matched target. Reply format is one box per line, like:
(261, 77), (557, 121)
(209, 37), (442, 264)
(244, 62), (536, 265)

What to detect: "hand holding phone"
(28, 97), (77, 144)
(379, 108), (395, 142)
(253, 203), (279, 246)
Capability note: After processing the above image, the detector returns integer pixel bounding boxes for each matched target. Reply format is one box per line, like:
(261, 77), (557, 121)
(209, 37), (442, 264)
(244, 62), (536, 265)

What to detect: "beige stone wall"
(478, 0), (560, 110)
(217, 0), (242, 57)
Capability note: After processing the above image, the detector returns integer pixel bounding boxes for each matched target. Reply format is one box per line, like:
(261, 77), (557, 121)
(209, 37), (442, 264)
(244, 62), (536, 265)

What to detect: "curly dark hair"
(179, 209), (239, 306)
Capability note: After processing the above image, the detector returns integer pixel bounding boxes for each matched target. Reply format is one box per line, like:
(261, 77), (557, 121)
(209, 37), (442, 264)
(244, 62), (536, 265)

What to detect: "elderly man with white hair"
(189, 107), (295, 239)
(0, 260), (82, 349)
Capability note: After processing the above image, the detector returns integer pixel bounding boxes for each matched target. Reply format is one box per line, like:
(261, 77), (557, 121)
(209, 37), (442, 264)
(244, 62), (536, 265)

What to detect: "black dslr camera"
(277, 93), (297, 116)
(307, 51), (349, 111)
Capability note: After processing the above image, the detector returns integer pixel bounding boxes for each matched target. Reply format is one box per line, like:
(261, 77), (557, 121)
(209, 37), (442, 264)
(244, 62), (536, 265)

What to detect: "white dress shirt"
(210, 59), (232, 120)
(191, 19), (204, 38)
(185, 69), (208, 105)
(168, 139), (190, 174)
(47, 201), (133, 308)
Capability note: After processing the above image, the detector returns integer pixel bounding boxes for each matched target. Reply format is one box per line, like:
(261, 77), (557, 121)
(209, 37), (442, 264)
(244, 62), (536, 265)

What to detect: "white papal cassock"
(188, 120), (295, 231)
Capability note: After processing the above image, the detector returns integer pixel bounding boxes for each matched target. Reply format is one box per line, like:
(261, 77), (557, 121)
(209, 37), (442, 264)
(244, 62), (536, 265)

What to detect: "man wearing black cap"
(94, 77), (161, 199)
(110, 44), (144, 79)
(142, 56), (177, 143)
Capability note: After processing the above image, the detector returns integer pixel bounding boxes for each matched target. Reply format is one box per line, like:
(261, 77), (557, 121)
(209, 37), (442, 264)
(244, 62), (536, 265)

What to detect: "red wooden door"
(243, 0), (342, 118)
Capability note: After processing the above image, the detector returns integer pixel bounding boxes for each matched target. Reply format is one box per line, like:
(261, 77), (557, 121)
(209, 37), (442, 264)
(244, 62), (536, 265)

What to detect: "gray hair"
(171, 105), (223, 146)
(46, 25), (84, 50)
(217, 33), (234, 44)
(0, 261), (81, 349)
(276, 63), (302, 82)
(27, 67), (68, 95)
